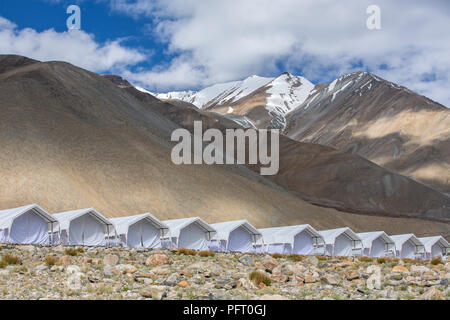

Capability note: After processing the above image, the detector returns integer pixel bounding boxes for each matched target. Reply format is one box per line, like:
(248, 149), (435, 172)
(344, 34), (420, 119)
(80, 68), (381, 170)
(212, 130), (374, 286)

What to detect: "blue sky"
(0, 0), (449, 106)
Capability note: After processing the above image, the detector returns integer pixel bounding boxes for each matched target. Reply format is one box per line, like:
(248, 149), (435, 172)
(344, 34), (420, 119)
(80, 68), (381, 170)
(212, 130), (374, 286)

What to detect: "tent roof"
(417, 236), (450, 252)
(258, 224), (324, 246)
(110, 213), (169, 237)
(0, 204), (57, 229)
(53, 208), (113, 231)
(318, 227), (362, 246)
(390, 234), (424, 249)
(162, 217), (216, 239)
(210, 220), (262, 242)
(357, 231), (395, 249)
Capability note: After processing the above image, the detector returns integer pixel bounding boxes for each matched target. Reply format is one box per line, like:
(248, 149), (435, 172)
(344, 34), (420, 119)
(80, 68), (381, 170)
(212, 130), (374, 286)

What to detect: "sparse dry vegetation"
(176, 248), (197, 256)
(64, 248), (84, 256)
(431, 256), (443, 265)
(359, 256), (374, 262)
(249, 271), (271, 287)
(0, 254), (21, 267)
(198, 250), (215, 257)
(44, 255), (58, 266)
(288, 254), (304, 262)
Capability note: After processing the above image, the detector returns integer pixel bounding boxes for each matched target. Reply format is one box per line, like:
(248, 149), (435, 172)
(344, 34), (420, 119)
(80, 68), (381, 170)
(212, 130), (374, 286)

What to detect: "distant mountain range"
(0, 54), (449, 239)
(152, 71), (450, 195)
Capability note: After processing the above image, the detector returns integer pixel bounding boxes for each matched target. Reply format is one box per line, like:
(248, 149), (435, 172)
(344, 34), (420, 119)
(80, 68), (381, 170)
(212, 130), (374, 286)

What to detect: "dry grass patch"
(64, 247), (84, 256)
(177, 248), (197, 256)
(287, 254), (304, 262)
(198, 250), (215, 257)
(44, 255), (59, 266)
(402, 258), (421, 264)
(430, 256), (443, 265)
(359, 256), (374, 262)
(0, 254), (21, 267)
(376, 257), (394, 264)
(270, 253), (283, 259)
(249, 271), (271, 287)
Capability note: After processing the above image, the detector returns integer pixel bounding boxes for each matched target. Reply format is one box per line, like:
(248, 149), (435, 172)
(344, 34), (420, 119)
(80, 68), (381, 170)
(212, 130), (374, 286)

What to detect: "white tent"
(318, 227), (363, 256)
(0, 204), (57, 245)
(209, 220), (262, 252)
(390, 234), (425, 259)
(258, 224), (325, 255)
(418, 236), (449, 260)
(357, 231), (396, 257)
(162, 217), (216, 250)
(53, 208), (113, 246)
(110, 213), (169, 248)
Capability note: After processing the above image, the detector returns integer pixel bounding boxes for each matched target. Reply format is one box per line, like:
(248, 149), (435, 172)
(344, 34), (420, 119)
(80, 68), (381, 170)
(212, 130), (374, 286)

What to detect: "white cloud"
(110, 0), (450, 106)
(0, 16), (145, 73)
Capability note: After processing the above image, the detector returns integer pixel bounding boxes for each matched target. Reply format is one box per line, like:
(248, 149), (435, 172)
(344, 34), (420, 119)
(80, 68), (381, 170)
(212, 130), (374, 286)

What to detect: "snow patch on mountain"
(266, 73), (315, 115)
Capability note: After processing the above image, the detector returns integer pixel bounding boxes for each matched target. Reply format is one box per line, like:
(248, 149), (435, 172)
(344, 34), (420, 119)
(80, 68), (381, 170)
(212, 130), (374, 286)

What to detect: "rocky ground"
(0, 244), (448, 300)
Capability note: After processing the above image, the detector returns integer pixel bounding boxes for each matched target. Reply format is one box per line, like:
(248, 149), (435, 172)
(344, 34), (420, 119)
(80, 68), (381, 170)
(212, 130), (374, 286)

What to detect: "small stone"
(346, 270), (360, 281)
(262, 255), (278, 271)
(103, 254), (119, 266)
(179, 269), (193, 277)
(236, 278), (257, 290)
(357, 287), (368, 294)
(152, 266), (171, 275)
(303, 256), (319, 267)
(238, 255), (253, 266)
(390, 274), (403, 281)
(65, 265), (81, 274)
(420, 287), (442, 300)
(410, 265), (430, 274)
(178, 280), (190, 287)
(59, 255), (72, 266)
(321, 274), (339, 285)
(258, 282), (267, 289)
(164, 273), (179, 286)
(146, 253), (170, 266)
(304, 274), (317, 283)
(392, 265), (408, 273)
(34, 265), (48, 272)
(367, 273), (382, 290)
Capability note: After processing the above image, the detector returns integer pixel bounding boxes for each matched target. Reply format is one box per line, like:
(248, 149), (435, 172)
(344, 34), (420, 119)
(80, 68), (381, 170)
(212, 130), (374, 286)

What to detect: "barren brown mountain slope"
(284, 72), (450, 194)
(4, 55), (448, 237)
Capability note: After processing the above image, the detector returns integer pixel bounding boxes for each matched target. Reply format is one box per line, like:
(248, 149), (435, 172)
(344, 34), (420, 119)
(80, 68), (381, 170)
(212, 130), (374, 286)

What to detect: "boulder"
(262, 255), (278, 271)
(420, 287), (442, 300)
(102, 254), (119, 266)
(346, 270), (360, 281)
(177, 280), (190, 287)
(59, 255), (73, 266)
(238, 255), (253, 266)
(392, 265), (409, 273)
(146, 253), (170, 267)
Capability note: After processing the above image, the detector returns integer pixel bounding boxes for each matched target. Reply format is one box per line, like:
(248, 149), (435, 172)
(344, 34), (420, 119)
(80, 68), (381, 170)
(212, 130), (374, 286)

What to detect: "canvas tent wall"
(162, 217), (216, 250)
(110, 213), (169, 248)
(0, 204), (57, 245)
(209, 220), (262, 252)
(390, 234), (425, 259)
(357, 231), (395, 257)
(318, 228), (363, 256)
(418, 236), (449, 260)
(53, 208), (113, 246)
(258, 225), (325, 255)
